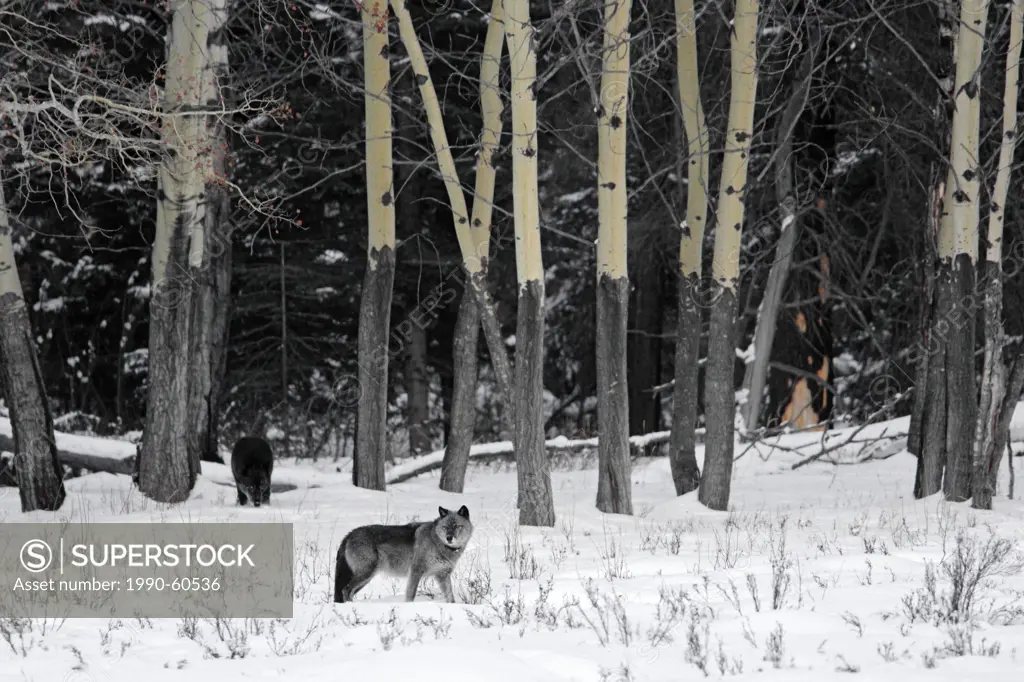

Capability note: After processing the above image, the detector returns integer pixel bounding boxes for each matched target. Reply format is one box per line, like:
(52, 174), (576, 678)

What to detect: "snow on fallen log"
(386, 429), (688, 485)
(0, 418), (136, 477)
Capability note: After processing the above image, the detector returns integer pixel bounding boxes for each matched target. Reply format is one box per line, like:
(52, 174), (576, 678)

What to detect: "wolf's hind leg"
(236, 486), (248, 506)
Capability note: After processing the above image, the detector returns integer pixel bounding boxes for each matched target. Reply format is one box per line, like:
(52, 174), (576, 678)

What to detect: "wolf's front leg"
(236, 486), (248, 506)
(437, 570), (455, 603)
(405, 569), (424, 602)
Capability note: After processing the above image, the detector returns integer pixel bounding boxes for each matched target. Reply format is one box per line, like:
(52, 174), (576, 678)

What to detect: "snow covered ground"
(3, 424), (1024, 682)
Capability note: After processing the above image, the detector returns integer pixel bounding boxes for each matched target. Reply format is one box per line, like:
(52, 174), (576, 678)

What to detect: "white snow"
(316, 249), (348, 265)
(309, 4), (343, 21)
(556, 188), (595, 204)
(0, 417), (136, 460)
(5, 412), (1024, 681)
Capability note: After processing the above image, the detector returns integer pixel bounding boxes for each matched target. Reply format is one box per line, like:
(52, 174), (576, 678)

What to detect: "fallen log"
(0, 420), (136, 483)
(387, 429), (688, 485)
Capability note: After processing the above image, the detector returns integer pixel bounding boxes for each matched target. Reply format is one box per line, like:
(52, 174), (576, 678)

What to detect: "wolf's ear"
(438, 506), (449, 517)
(457, 505), (470, 519)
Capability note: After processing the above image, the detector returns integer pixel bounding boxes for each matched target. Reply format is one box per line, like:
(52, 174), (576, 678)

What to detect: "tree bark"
(0, 180), (66, 511)
(188, 0), (230, 467)
(938, 0), (987, 502)
(972, 0), (1021, 510)
(909, 181), (940, 495)
(669, 0), (708, 495)
(699, 0), (759, 512)
(985, 352), (1024, 505)
(507, 0), (554, 526)
(139, 0), (211, 503)
(440, 289), (480, 491)
(597, 276), (632, 513)
(353, 2), (396, 491)
(440, 0), (506, 492)
(595, 0), (633, 516)
(920, 272), (949, 497)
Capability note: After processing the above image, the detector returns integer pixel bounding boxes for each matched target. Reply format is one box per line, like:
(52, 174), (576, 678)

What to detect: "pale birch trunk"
(595, 0), (633, 515)
(507, 0), (554, 526)
(441, 0), (507, 493)
(972, 0), (1021, 510)
(700, 0), (759, 511)
(669, 0), (708, 496)
(912, 0), (960, 498)
(938, 0), (988, 502)
(353, 1), (396, 491)
(139, 0), (211, 503)
(0, 177), (66, 511)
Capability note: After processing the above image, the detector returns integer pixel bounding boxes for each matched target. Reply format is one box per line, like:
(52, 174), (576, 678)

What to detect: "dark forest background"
(3, 0), (1022, 462)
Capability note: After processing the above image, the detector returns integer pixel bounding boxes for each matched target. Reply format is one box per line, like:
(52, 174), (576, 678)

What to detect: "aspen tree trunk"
(670, 0), (708, 496)
(595, 0), (633, 515)
(139, 0), (211, 503)
(937, 0), (987, 502)
(0, 178), (66, 511)
(739, 24), (817, 434)
(909, 177), (941, 496)
(440, 0), (507, 493)
(913, 1), (958, 499)
(699, 0), (759, 511)
(354, 1), (396, 491)
(506, 0), (554, 526)
(188, 0), (230, 467)
(914, 0), (961, 498)
(972, 0), (1021, 510)
(389, 0), (513, 416)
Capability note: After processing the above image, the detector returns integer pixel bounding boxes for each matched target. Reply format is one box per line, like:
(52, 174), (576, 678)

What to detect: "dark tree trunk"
(699, 286), (738, 511)
(919, 268), (950, 498)
(354, 246), (396, 490)
(468, 270), (514, 418)
(139, 224), (197, 503)
(977, 351), (1024, 508)
(440, 288), (480, 492)
(910, 182), (940, 497)
(206, 228), (232, 464)
(515, 280), (555, 526)
(0, 305), (66, 511)
(596, 274), (633, 514)
(670, 273), (702, 495)
(942, 254), (977, 501)
(406, 322), (431, 457)
(187, 187), (231, 467)
(627, 255), (663, 435)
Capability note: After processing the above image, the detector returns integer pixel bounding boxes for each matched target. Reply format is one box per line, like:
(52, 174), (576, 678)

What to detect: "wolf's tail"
(333, 538), (352, 603)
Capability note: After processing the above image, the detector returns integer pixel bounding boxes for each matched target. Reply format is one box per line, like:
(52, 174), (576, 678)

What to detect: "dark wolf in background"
(334, 506), (473, 603)
(231, 436), (273, 507)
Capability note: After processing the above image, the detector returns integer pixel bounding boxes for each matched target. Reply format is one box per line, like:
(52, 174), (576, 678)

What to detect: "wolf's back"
(231, 436), (274, 479)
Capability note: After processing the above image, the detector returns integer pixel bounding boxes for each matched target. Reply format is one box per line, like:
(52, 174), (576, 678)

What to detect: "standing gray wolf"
(334, 506), (473, 603)
(231, 436), (273, 507)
